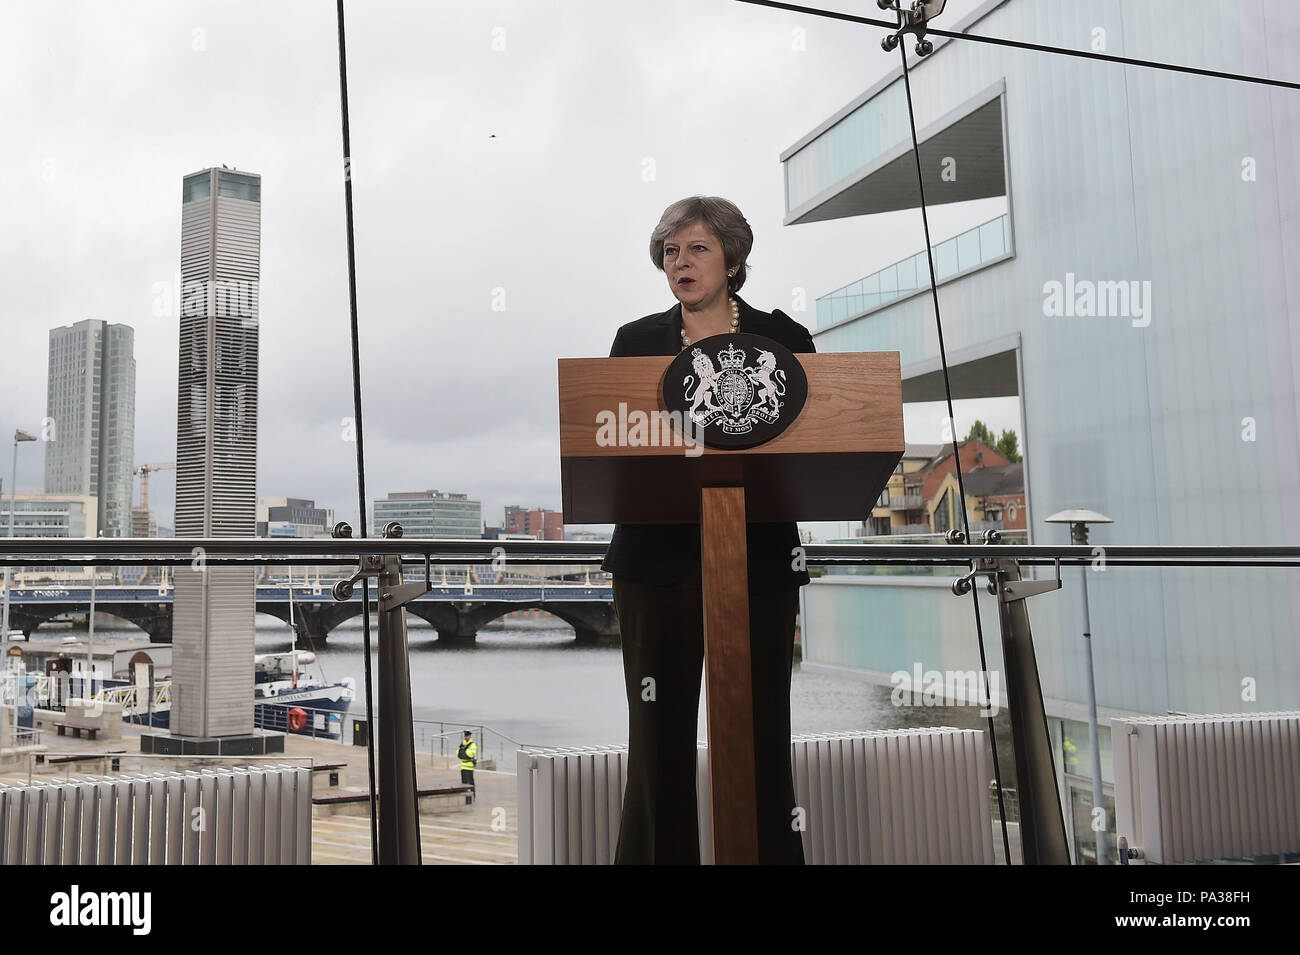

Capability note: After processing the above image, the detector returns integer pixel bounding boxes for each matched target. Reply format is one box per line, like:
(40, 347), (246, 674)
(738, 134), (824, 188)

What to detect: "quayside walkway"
(0, 723), (519, 865)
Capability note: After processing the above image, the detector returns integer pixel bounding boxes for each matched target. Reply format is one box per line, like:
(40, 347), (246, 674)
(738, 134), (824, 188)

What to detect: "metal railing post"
(952, 533), (1070, 864)
(331, 521), (432, 864)
(375, 550), (420, 862)
(991, 559), (1070, 863)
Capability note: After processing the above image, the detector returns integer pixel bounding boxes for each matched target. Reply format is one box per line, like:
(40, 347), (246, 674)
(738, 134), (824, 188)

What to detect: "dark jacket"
(599, 293), (815, 590)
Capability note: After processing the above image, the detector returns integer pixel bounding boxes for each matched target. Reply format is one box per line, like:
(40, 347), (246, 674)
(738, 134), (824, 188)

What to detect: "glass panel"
(1061, 720), (1113, 784)
(896, 254), (917, 292)
(182, 172), (210, 203)
(862, 274), (880, 311)
(816, 298), (832, 328)
(957, 227), (982, 272)
(1070, 786), (1118, 865)
(980, 216), (1006, 260)
(912, 251), (928, 285)
(933, 238), (958, 280)
(878, 263), (897, 295)
(217, 171), (260, 201)
(784, 81), (910, 209)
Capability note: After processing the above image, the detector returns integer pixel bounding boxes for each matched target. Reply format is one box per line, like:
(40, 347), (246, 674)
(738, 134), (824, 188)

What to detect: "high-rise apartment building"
(43, 320), (135, 537)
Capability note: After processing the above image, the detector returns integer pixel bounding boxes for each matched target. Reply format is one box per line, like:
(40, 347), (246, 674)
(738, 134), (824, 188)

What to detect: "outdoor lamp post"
(1045, 507), (1113, 865)
(1, 428), (38, 758)
(87, 528), (104, 699)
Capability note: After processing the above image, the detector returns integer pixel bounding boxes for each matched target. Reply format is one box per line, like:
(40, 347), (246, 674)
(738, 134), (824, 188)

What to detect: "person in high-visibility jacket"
(457, 730), (477, 803)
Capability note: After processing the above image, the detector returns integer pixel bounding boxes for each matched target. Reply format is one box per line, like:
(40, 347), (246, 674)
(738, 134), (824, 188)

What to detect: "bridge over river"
(3, 582), (618, 645)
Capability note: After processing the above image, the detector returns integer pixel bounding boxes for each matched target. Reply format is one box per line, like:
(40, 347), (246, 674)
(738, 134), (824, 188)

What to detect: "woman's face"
(662, 221), (729, 310)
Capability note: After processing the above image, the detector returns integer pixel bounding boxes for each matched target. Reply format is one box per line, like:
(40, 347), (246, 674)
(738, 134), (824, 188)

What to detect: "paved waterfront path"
(286, 733), (519, 865)
(0, 725), (519, 865)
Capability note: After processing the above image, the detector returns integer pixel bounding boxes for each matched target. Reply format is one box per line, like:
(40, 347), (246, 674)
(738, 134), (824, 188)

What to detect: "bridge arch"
(407, 601), (618, 645)
(7, 594), (619, 647)
(5, 604), (157, 641)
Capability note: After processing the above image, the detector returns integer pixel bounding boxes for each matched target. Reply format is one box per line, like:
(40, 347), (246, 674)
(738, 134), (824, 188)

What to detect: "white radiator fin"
(1113, 711), (1300, 864)
(519, 728), (994, 865)
(0, 765), (311, 865)
(791, 729), (994, 865)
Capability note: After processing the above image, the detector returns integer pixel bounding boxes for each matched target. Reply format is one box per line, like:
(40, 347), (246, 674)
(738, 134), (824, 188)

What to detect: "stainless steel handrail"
(2, 538), (1298, 567)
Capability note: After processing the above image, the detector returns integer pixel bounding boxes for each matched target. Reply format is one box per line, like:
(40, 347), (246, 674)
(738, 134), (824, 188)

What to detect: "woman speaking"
(602, 195), (814, 865)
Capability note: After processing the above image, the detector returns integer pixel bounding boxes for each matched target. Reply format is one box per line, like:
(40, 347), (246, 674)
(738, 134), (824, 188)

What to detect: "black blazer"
(599, 293), (815, 590)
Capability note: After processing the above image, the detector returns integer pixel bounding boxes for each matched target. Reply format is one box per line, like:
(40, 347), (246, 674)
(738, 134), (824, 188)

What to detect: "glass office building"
(784, 0), (1299, 862)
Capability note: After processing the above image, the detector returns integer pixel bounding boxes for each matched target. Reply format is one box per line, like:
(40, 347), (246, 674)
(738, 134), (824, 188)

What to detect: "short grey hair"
(649, 196), (754, 293)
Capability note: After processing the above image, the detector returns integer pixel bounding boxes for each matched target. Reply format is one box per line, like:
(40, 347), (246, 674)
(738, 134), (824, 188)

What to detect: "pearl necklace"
(681, 297), (740, 347)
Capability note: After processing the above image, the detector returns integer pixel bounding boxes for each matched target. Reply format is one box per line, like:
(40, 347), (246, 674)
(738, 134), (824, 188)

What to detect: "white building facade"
(785, 0), (1300, 862)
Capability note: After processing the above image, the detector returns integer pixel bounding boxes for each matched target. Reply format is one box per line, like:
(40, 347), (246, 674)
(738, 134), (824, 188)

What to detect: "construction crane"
(129, 462), (176, 554)
(133, 462), (176, 512)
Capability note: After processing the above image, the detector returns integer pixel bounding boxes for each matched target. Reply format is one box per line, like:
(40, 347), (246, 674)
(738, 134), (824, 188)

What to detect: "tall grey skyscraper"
(171, 166), (260, 740)
(44, 319), (136, 538)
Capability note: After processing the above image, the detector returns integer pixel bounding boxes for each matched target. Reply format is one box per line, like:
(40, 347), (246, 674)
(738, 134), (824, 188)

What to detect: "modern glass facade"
(785, 0), (1300, 863)
(43, 319), (135, 537)
(785, 81), (910, 212)
(817, 213), (1011, 328)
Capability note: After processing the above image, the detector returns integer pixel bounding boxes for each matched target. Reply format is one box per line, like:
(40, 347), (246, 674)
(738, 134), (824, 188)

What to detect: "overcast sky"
(0, 0), (1015, 541)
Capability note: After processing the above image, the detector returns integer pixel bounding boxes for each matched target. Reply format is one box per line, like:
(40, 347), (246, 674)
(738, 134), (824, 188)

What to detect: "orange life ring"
(287, 707), (308, 732)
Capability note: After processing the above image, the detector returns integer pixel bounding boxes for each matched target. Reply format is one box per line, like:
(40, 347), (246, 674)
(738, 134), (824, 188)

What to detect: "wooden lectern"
(558, 347), (904, 864)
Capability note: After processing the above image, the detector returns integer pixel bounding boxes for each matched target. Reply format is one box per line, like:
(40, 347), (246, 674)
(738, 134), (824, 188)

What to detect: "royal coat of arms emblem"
(660, 332), (808, 449)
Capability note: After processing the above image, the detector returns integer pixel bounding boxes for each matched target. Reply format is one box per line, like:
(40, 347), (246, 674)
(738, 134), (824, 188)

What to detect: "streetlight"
(1, 428), (38, 758)
(87, 528), (104, 700)
(1045, 507), (1113, 865)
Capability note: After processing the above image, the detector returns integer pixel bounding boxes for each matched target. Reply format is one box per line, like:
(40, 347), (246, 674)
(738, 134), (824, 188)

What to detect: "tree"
(965, 419), (995, 446)
(996, 429), (1022, 463)
(965, 419), (1022, 462)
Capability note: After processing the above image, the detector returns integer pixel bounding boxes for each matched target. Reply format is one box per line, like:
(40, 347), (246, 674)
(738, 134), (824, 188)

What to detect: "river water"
(287, 617), (899, 748)
(258, 616), (1017, 769)
(25, 615), (1016, 772)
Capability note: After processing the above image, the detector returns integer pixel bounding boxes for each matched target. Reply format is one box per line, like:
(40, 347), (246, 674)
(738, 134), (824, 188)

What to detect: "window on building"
(183, 173), (211, 203)
(218, 172), (260, 201)
(934, 489), (952, 534)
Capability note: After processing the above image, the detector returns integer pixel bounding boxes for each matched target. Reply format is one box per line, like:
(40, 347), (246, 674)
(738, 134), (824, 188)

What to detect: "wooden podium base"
(699, 485), (759, 864)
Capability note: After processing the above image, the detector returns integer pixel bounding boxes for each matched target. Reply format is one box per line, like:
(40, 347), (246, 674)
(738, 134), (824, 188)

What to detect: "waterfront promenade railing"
(419, 720), (533, 768)
(4, 535), (1299, 568)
